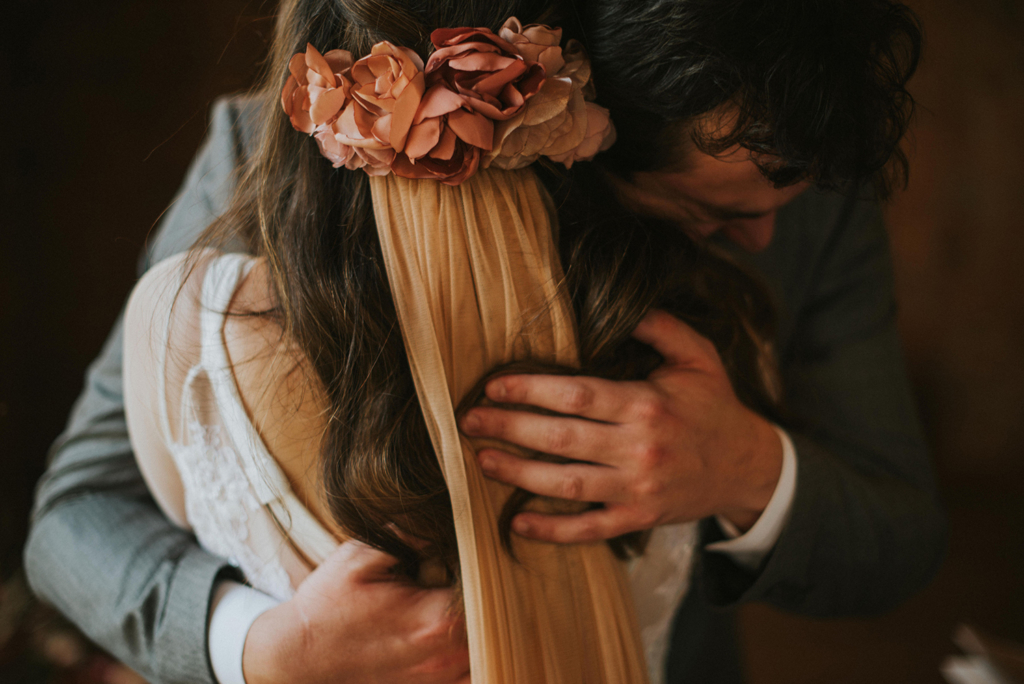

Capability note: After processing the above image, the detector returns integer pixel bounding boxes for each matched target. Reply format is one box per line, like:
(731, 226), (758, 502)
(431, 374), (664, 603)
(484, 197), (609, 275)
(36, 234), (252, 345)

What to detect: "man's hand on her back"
(460, 309), (784, 540)
(243, 541), (470, 684)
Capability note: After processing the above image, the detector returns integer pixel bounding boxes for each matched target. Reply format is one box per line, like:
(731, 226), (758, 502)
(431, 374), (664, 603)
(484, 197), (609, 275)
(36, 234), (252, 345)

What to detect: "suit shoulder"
(208, 93), (264, 162)
(770, 187), (887, 280)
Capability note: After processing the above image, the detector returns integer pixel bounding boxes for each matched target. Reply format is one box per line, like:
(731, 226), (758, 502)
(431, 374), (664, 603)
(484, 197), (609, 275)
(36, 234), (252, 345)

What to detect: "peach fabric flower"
(488, 21), (615, 170)
(336, 41), (493, 184)
(316, 41), (427, 175)
(425, 26), (545, 121)
(339, 41), (426, 154)
(281, 44), (354, 135)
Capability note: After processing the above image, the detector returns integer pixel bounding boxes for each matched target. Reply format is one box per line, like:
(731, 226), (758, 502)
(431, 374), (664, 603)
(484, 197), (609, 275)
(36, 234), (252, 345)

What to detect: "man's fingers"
(407, 588), (470, 682)
(510, 505), (645, 544)
(483, 373), (640, 423)
(461, 407), (619, 463)
(477, 448), (624, 503)
(632, 309), (718, 369)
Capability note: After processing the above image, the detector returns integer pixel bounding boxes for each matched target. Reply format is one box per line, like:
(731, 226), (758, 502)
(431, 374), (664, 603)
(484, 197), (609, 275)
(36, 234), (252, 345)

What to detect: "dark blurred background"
(1, 0), (1022, 682)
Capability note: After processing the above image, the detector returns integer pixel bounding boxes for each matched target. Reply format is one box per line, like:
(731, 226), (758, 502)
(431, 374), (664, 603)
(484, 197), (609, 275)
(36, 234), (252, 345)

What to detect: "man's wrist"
(718, 412), (785, 531)
(208, 581), (281, 684)
(242, 599), (310, 684)
(707, 426), (798, 569)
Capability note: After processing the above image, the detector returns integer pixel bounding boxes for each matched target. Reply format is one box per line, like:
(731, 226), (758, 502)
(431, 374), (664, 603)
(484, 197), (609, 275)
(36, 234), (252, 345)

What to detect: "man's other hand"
(243, 541), (470, 684)
(459, 309), (784, 543)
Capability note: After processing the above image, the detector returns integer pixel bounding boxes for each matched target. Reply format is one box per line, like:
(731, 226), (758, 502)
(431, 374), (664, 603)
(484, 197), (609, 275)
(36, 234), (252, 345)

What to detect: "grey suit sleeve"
(24, 97), (254, 684)
(699, 193), (947, 617)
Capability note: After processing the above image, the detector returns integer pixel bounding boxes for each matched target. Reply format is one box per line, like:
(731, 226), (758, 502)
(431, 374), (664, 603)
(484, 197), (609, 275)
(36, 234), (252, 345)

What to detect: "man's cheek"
(723, 217), (776, 252)
(678, 220), (722, 242)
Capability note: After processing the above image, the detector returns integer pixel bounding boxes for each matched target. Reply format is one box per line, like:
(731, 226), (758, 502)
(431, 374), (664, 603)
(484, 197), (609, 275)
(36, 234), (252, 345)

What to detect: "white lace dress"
(123, 252), (696, 684)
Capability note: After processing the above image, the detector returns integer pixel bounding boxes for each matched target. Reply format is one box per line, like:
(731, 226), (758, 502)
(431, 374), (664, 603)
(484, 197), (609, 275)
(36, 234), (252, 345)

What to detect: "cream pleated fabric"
(370, 168), (649, 684)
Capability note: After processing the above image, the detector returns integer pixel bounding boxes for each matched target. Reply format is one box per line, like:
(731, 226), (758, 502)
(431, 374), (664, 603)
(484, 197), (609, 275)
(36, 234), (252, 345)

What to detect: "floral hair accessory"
(281, 18), (616, 185)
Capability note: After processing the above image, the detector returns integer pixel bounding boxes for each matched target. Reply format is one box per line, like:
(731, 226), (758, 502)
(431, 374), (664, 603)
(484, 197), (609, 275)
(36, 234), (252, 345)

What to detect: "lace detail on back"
(174, 420), (295, 600)
(158, 253), (329, 601)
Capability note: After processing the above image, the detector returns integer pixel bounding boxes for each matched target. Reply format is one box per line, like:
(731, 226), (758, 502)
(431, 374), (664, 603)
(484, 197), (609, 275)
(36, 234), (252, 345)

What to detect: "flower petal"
(388, 71), (425, 152)
(281, 75), (299, 115)
(404, 117), (442, 160)
(371, 113), (392, 146)
(498, 17), (524, 39)
(469, 60), (527, 96)
(398, 46), (425, 71)
(448, 108), (494, 150)
(431, 27), (515, 53)
(391, 154), (434, 178)
(415, 84), (466, 123)
(323, 49), (354, 75)
(289, 52), (308, 85)
(522, 24), (562, 48)
(522, 77), (572, 126)
(448, 52), (519, 74)
(426, 41), (501, 73)
(314, 127), (354, 167)
(539, 88), (588, 156)
(305, 44), (336, 88)
(309, 86), (349, 125)
(355, 145), (395, 175)
(288, 87), (314, 134)
(430, 126), (458, 161)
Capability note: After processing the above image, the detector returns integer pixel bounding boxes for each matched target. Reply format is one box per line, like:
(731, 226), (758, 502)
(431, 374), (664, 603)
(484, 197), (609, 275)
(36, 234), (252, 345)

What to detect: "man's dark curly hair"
(583, 0), (922, 197)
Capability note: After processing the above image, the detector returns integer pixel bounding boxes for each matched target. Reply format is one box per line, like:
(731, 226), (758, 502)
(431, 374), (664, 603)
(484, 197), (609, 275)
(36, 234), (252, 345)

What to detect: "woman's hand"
(459, 309), (783, 542)
(243, 541), (470, 684)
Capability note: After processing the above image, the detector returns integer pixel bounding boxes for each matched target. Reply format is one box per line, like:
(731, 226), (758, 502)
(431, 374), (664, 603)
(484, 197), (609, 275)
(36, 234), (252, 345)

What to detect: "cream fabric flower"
(488, 22), (615, 170)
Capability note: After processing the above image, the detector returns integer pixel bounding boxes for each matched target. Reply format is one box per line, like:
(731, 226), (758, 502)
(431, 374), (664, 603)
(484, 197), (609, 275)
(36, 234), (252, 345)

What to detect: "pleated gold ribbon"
(370, 169), (648, 683)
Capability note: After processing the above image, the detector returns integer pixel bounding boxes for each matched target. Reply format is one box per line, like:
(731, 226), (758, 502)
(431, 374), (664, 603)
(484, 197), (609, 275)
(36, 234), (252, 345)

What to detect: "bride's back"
(219, 257), (334, 525)
(124, 249), (345, 595)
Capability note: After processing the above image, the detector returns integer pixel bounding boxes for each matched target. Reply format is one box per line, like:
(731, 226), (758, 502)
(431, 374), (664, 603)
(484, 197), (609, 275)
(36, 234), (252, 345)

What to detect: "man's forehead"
(658, 148), (791, 214)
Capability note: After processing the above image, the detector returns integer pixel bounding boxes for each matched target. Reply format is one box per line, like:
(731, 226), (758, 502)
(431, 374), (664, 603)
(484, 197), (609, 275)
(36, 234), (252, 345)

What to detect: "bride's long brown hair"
(198, 0), (780, 580)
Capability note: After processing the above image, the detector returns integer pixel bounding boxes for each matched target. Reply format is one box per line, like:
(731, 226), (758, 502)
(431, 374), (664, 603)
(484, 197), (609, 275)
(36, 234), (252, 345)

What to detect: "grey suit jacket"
(24, 96), (946, 684)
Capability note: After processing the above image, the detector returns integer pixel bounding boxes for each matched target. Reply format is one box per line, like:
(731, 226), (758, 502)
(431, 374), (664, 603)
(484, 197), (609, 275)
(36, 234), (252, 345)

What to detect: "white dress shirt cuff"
(705, 425), (797, 570)
(208, 580), (281, 684)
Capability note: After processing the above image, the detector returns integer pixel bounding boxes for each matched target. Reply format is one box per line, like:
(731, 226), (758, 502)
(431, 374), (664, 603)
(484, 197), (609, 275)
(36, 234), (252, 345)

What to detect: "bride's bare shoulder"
(129, 250), (335, 528)
(222, 255), (315, 405)
(127, 247), (227, 334)
(123, 248), (228, 528)
(224, 258), (336, 528)
(124, 249), (220, 371)
(131, 249), (286, 365)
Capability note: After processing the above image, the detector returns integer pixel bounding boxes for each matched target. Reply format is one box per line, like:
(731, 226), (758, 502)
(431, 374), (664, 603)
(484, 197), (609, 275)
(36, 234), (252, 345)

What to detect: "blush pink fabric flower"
(312, 127), (396, 173)
(281, 44), (354, 135)
(425, 26), (546, 122)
